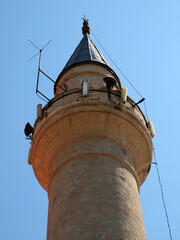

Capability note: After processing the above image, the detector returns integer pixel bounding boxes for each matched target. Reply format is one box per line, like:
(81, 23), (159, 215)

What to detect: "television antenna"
(27, 39), (66, 102)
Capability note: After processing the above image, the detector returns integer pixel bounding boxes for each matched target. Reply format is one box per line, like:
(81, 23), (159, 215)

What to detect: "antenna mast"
(27, 39), (65, 102)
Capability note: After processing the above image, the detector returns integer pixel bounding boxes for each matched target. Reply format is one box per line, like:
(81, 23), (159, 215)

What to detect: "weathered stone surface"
(47, 156), (146, 240)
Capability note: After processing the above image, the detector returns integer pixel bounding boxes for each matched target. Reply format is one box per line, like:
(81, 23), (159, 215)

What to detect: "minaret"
(29, 19), (152, 240)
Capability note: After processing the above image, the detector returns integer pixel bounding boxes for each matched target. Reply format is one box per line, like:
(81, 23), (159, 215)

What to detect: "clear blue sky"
(1, 1), (179, 239)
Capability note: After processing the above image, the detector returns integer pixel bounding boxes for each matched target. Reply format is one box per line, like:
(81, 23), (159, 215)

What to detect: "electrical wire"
(91, 30), (143, 98)
(152, 145), (173, 240)
(143, 101), (149, 122)
(91, 29), (173, 240)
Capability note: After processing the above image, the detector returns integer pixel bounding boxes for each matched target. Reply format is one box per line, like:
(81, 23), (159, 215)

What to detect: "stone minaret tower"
(29, 20), (152, 240)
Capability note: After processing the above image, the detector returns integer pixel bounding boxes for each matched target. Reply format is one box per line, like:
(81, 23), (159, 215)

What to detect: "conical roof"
(62, 34), (109, 72)
(54, 19), (120, 93)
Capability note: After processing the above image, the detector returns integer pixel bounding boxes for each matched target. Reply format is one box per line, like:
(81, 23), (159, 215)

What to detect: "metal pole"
(36, 50), (42, 93)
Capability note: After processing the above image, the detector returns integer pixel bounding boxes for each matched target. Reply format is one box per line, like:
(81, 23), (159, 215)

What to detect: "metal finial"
(82, 16), (90, 36)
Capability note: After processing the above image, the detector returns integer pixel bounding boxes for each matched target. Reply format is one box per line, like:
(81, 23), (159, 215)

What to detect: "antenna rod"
(28, 39), (40, 51)
(132, 98), (145, 108)
(37, 90), (50, 101)
(39, 69), (65, 91)
(36, 50), (42, 93)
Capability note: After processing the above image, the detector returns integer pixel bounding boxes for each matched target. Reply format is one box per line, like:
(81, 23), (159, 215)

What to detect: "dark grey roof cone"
(62, 34), (109, 71)
(54, 19), (120, 93)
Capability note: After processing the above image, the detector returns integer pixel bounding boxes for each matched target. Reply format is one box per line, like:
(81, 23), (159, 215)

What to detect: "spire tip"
(82, 16), (90, 36)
